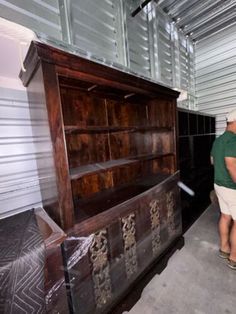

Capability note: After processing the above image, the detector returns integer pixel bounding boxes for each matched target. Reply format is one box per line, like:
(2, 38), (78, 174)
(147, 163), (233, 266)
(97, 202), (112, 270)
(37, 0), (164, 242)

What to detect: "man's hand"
(225, 157), (236, 183)
(210, 156), (214, 165)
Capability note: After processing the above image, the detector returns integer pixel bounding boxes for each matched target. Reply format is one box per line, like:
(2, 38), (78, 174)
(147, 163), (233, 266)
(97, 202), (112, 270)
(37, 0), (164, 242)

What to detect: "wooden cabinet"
(21, 41), (182, 313)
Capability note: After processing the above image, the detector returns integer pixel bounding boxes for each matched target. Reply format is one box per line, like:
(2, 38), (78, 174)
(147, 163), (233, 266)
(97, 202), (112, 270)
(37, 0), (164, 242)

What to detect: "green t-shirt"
(211, 131), (236, 189)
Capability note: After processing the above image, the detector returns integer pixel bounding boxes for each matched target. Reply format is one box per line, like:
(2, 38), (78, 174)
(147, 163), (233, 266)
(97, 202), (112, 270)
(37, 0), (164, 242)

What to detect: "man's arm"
(225, 157), (236, 183)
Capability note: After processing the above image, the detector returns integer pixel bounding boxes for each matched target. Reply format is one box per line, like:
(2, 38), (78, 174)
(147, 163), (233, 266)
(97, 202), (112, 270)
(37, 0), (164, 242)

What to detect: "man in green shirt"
(211, 109), (236, 270)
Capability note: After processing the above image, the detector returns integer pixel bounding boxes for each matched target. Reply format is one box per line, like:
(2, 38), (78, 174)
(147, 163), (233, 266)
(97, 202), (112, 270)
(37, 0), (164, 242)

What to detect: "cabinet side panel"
(40, 62), (74, 229)
(172, 99), (178, 172)
(27, 65), (59, 223)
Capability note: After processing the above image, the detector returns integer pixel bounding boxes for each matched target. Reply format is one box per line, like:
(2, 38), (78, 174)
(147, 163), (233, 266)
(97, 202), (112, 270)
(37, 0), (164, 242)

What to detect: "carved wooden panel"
(149, 199), (161, 255)
(121, 213), (138, 279)
(166, 191), (175, 235)
(63, 173), (181, 314)
(89, 229), (112, 308)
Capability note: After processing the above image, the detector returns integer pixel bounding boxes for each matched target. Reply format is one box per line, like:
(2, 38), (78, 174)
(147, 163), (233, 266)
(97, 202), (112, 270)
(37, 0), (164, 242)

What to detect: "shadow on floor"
(109, 236), (185, 314)
(110, 193), (214, 314)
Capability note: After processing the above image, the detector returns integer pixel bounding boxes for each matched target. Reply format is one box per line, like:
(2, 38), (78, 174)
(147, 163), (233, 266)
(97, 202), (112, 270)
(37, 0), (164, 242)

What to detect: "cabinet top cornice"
(19, 41), (179, 99)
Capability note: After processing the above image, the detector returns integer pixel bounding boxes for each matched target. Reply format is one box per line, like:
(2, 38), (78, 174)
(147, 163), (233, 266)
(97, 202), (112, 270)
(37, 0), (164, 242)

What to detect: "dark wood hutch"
(20, 41), (182, 314)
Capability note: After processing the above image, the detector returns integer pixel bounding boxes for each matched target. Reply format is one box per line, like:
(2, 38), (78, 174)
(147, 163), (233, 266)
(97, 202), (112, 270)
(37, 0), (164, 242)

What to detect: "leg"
(219, 213), (232, 253)
(214, 184), (232, 253)
(229, 220), (236, 261)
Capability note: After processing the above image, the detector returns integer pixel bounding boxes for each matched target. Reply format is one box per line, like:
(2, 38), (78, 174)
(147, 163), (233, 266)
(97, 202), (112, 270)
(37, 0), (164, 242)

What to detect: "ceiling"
(157, 0), (236, 41)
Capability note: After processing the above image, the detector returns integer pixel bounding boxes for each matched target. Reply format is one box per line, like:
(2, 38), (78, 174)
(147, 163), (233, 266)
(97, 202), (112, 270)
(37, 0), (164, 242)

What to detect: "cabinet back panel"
(66, 133), (110, 168)
(71, 156), (174, 203)
(204, 116), (211, 134)
(72, 173), (172, 224)
(153, 156), (175, 174)
(148, 99), (174, 127)
(60, 88), (107, 126)
(111, 162), (143, 186)
(72, 162), (143, 200)
(152, 132), (174, 154)
(72, 160), (166, 202)
(110, 131), (173, 160)
(67, 130), (174, 169)
(71, 171), (114, 199)
(109, 132), (134, 159)
(107, 99), (148, 126)
(109, 131), (157, 159)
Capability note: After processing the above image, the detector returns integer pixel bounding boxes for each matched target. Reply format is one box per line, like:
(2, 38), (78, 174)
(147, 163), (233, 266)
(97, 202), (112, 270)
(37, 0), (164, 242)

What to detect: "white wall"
(0, 30), (58, 219)
(0, 36), (44, 217)
(0, 86), (43, 218)
(196, 23), (236, 135)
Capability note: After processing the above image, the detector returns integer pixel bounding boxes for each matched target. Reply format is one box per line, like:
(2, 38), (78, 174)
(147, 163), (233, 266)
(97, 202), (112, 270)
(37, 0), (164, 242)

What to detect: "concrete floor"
(125, 206), (236, 314)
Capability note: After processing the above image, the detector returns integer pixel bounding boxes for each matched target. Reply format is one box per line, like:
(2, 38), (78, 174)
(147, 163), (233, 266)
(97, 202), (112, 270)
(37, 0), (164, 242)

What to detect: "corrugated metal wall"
(155, 8), (173, 86)
(68, 0), (125, 65)
(125, 1), (152, 77)
(0, 86), (57, 219)
(0, 88), (39, 218)
(0, 0), (195, 94)
(196, 23), (236, 135)
(0, 0), (62, 39)
(0, 0), (61, 218)
(178, 35), (195, 109)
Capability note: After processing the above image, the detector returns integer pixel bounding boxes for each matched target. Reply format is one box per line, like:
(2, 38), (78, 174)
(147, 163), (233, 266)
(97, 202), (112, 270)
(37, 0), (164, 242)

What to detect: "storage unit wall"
(21, 41), (182, 313)
(178, 109), (215, 230)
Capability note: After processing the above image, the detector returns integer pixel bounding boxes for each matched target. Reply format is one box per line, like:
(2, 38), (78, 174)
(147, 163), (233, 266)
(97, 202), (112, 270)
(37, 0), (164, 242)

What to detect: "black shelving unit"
(178, 109), (216, 231)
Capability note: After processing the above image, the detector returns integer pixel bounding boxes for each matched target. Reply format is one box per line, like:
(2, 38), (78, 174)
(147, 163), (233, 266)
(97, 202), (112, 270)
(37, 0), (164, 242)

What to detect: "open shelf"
(64, 125), (172, 134)
(74, 172), (169, 223)
(70, 153), (174, 180)
(70, 159), (136, 180)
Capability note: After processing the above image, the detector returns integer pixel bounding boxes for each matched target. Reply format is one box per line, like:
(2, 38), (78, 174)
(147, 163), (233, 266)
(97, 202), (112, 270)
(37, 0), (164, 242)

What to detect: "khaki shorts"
(214, 184), (236, 220)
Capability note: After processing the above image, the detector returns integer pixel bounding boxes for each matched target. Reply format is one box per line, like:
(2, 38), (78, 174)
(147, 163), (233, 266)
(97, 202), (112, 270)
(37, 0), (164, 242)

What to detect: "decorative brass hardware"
(149, 199), (161, 255)
(166, 191), (175, 233)
(121, 213), (137, 278)
(89, 229), (112, 308)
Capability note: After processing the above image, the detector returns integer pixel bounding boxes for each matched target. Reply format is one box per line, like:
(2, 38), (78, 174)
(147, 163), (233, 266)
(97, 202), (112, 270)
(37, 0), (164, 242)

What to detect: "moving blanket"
(0, 210), (45, 313)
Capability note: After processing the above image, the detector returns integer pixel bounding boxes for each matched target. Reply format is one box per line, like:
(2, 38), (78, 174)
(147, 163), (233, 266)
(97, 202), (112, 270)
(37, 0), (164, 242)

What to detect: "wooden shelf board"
(129, 152), (174, 161)
(70, 153), (174, 180)
(64, 125), (172, 134)
(70, 158), (137, 180)
(73, 172), (170, 225)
